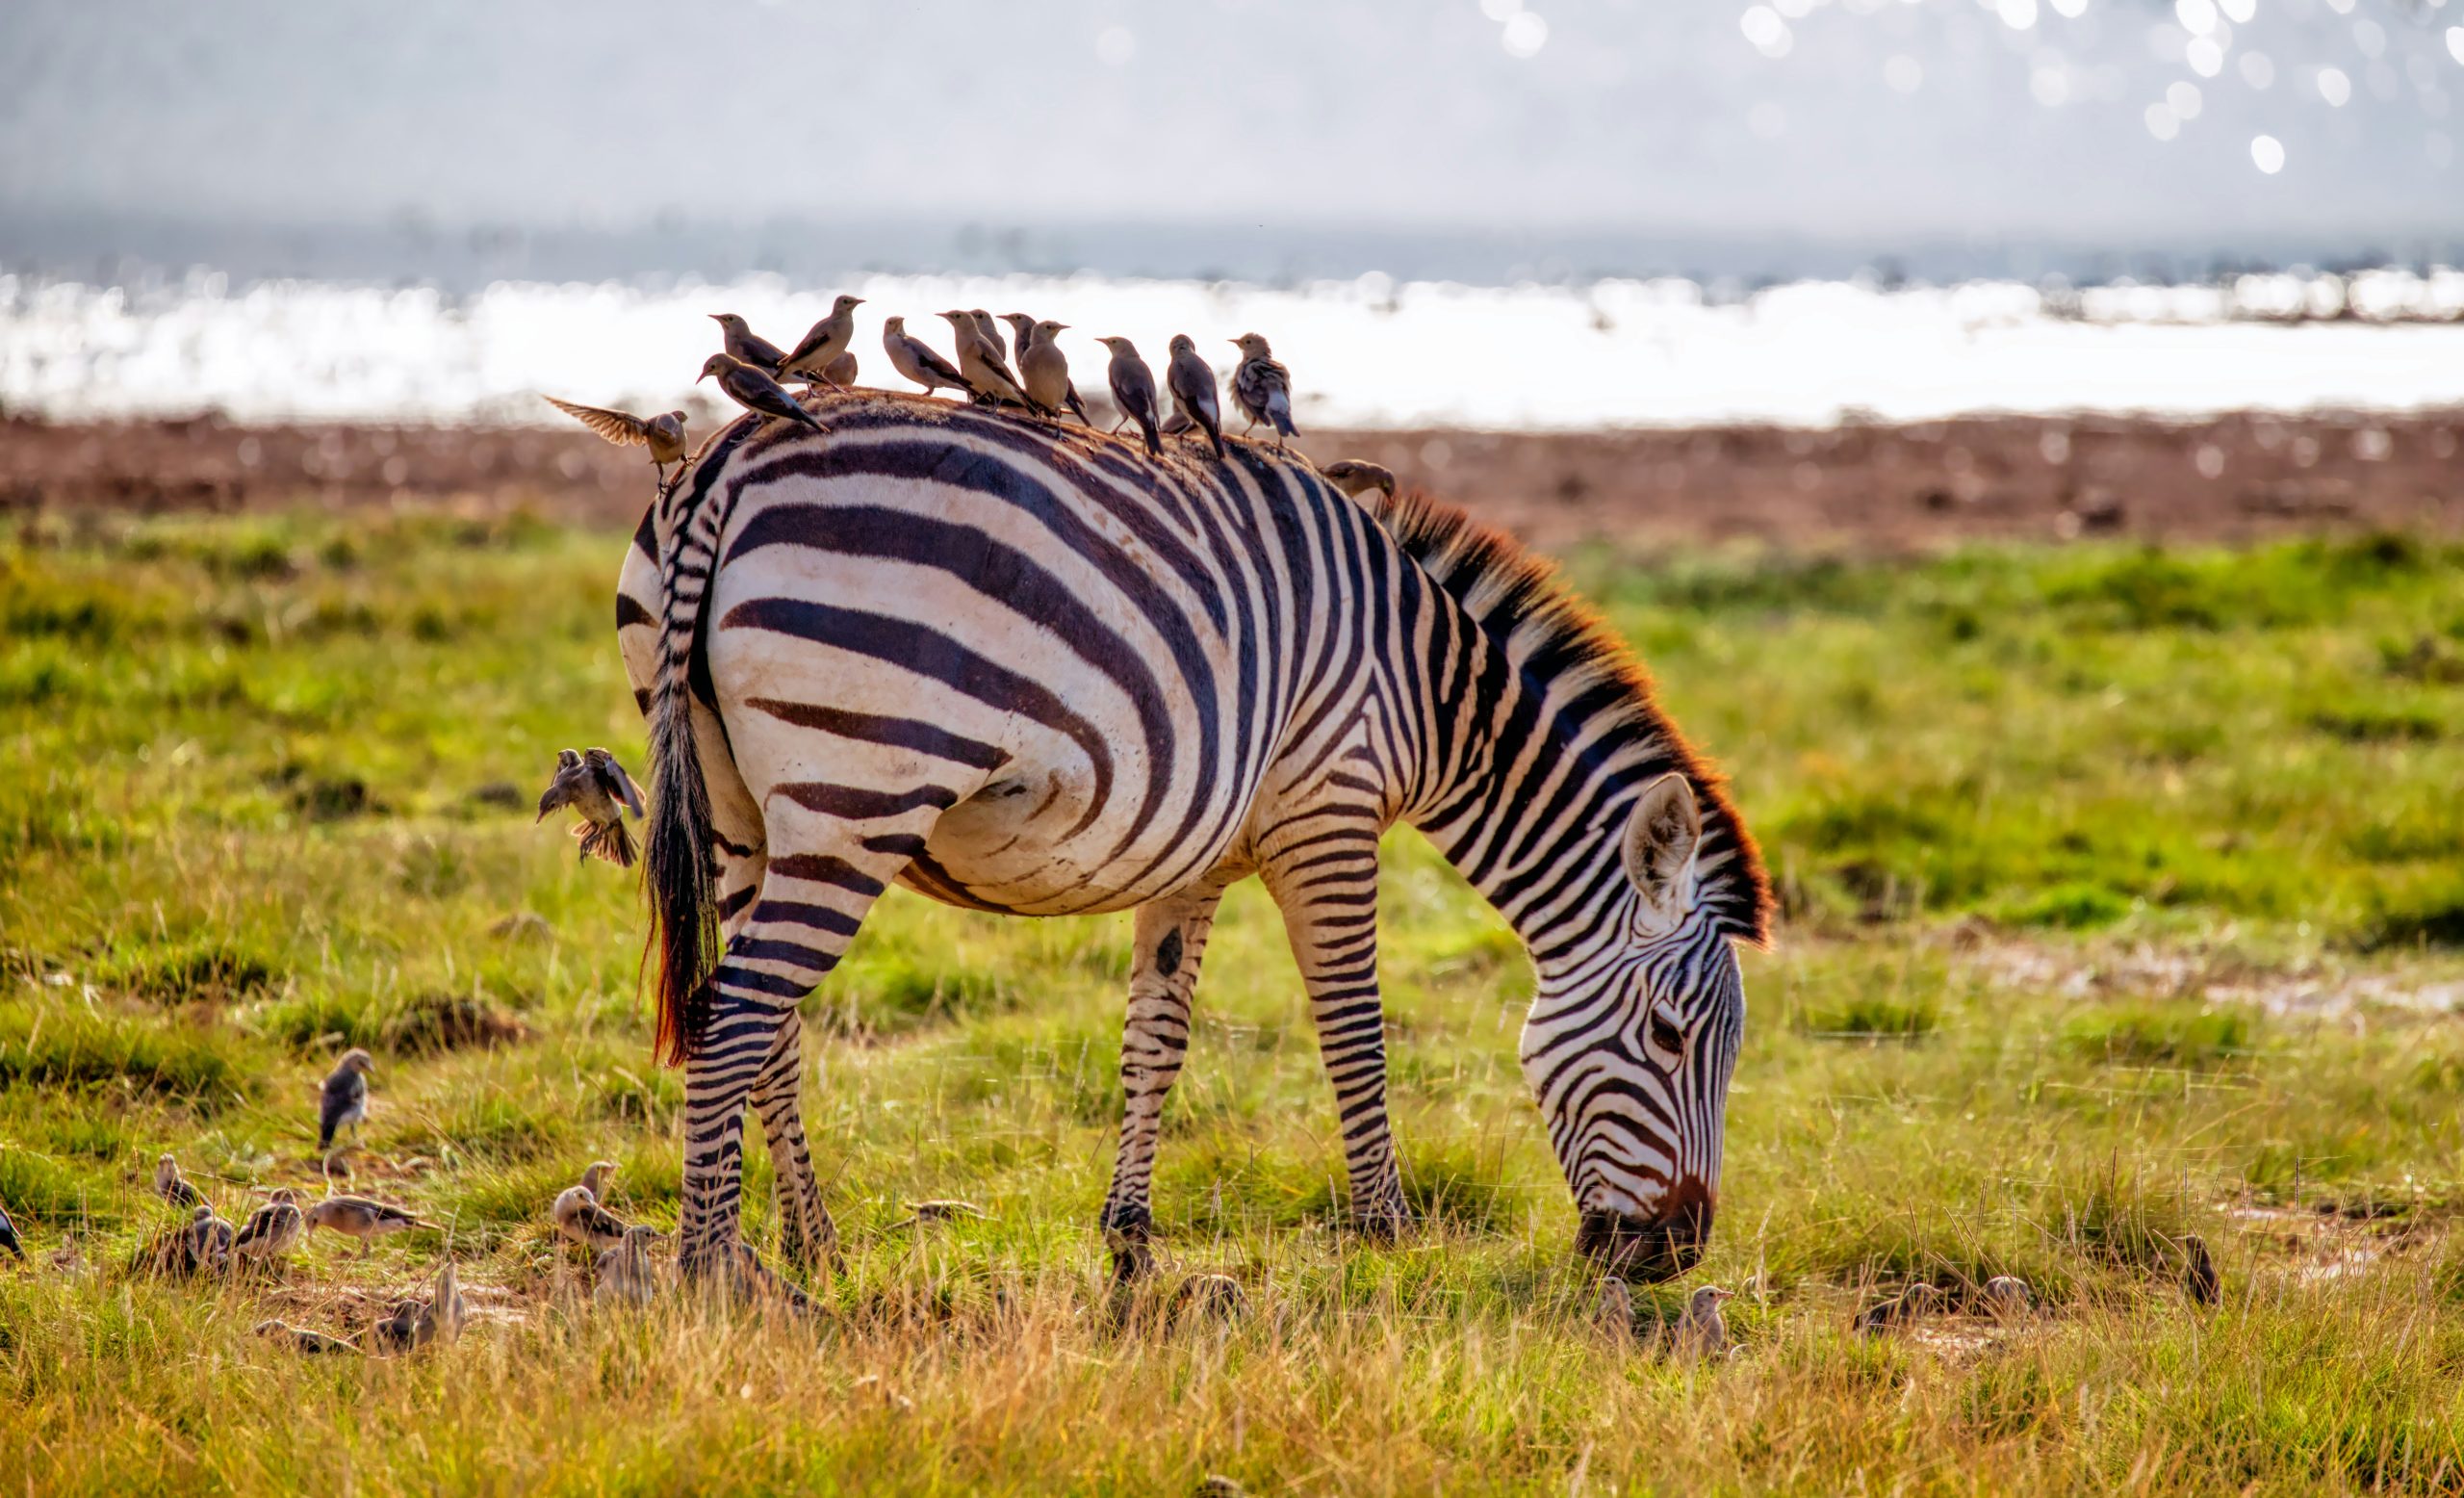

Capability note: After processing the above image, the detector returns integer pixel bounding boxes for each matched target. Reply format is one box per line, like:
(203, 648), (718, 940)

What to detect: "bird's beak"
(708, 314), (723, 323)
(697, 371), (710, 383)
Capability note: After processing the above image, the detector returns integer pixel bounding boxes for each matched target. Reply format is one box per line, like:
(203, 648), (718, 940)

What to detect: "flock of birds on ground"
(541, 297), (1404, 506)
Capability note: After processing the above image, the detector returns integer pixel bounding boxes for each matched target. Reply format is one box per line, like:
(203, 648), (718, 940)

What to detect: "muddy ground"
(4, 404), (2459, 549)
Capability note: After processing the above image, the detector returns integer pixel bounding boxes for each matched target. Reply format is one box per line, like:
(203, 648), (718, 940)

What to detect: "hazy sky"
(5, 0), (2461, 265)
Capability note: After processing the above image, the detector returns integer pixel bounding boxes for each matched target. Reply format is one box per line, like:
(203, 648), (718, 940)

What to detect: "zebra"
(612, 390), (1771, 1296)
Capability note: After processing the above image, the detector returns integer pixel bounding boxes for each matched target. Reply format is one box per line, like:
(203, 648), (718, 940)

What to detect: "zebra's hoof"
(1351, 1205), (1411, 1243)
(682, 1240), (817, 1315)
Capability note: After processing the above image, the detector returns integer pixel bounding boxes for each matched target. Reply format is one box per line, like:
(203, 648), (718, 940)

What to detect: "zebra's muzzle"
(1576, 1182), (1713, 1283)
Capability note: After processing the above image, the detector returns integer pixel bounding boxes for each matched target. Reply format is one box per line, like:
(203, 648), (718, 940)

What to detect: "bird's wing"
(590, 753), (645, 817)
(741, 332), (790, 370)
(780, 320), (836, 369)
(318, 1076), (361, 1141)
(544, 396), (651, 448)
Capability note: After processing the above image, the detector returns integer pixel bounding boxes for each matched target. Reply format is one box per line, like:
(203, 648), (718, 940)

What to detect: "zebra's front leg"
(678, 830), (910, 1300)
(1263, 815), (1407, 1238)
(1099, 889), (1224, 1281)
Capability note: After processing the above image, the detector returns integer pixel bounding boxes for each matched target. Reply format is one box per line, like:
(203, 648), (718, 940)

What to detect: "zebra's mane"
(1365, 486), (1775, 946)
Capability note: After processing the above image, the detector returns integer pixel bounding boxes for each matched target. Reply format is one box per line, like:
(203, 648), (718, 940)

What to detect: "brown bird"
(697, 353), (830, 432)
(1672, 1284), (1735, 1360)
(822, 349), (858, 388)
(708, 313), (789, 373)
(595, 1223), (665, 1306)
(1594, 1276), (1634, 1341)
(1321, 459), (1397, 500)
(1165, 334), (1226, 459)
(177, 1202), (235, 1278)
(779, 295), (864, 388)
(1983, 1275), (2033, 1320)
(578, 1159), (620, 1201)
(535, 747), (645, 867)
(1228, 332), (1296, 448)
(937, 311), (1029, 407)
(2179, 1233), (2220, 1306)
(1167, 1273), (1248, 1326)
(367, 1298), (424, 1356)
(232, 1188), (307, 1266)
(543, 398), (690, 481)
(968, 309), (1009, 361)
(1853, 1282), (1941, 1334)
(412, 1259), (468, 1349)
(154, 1152), (204, 1210)
(303, 1195), (424, 1258)
(1095, 336), (1164, 456)
(552, 1184), (629, 1254)
(882, 316), (972, 398)
(1017, 320), (1091, 423)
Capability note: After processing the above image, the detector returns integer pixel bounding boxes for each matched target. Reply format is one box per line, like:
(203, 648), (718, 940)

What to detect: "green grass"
(8, 510), (2464, 1492)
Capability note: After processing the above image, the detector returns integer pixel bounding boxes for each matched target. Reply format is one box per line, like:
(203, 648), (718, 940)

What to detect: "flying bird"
(1229, 332), (1296, 448)
(708, 313), (789, 374)
(697, 353), (830, 432)
(1095, 337), (1163, 456)
(303, 1195), (424, 1258)
(1017, 321), (1090, 423)
(535, 747), (646, 867)
(255, 1319), (362, 1356)
(1321, 459), (1397, 500)
(552, 1184), (630, 1254)
(233, 1188), (307, 1265)
(1853, 1283), (1942, 1335)
(882, 316), (972, 399)
(155, 1152), (204, 1210)
(937, 311), (1029, 407)
(2179, 1233), (2220, 1307)
(318, 1047), (374, 1154)
(778, 295), (865, 388)
(1165, 335), (1227, 459)
(542, 398), (690, 480)
(1672, 1284), (1735, 1360)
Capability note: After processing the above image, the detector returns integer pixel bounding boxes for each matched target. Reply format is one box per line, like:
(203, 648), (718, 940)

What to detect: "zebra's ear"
(1621, 772), (1702, 926)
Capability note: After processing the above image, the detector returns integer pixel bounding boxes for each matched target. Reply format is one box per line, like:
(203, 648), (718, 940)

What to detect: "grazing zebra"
(612, 391), (1770, 1294)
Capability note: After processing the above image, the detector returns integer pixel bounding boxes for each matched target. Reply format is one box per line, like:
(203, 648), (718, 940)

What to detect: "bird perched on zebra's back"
(821, 349), (858, 388)
(542, 398), (690, 481)
(552, 1184), (630, 1254)
(303, 1194), (424, 1257)
(1095, 337), (1164, 456)
(882, 316), (972, 399)
(938, 310), (1029, 407)
(155, 1152), (204, 1210)
(1853, 1282), (1941, 1334)
(968, 308), (1009, 361)
(697, 353), (830, 432)
(779, 295), (865, 389)
(255, 1318), (361, 1356)
(1017, 321), (1091, 424)
(1322, 459), (1397, 500)
(1229, 333), (1296, 449)
(1672, 1284), (1735, 1360)
(709, 313), (789, 374)
(1165, 334), (1227, 459)
(0, 1198), (22, 1261)
(233, 1188), (307, 1266)
(318, 1046), (374, 1154)
(535, 747), (646, 867)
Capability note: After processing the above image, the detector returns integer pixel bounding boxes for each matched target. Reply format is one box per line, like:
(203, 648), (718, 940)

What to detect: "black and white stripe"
(617, 391), (1770, 1287)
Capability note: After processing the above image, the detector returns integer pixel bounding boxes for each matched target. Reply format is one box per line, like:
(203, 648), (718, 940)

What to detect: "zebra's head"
(1521, 771), (1748, 1282)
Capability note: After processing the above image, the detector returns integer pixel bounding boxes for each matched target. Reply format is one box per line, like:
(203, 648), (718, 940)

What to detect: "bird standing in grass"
(318, 1047), (374, 1154)
(368, 1299), (424, 1356)
(552, 1184), (630, 1254)
(709, 313), (789, 374)
(1594, 1277), (1633, 1341)
(882, 316), (972, 399)
(939, 311), (1029, 407)
(413, 1260), (468, 1349)
(596, 1224), (665, 1306)
(698, 353), (831, 432)
(578, 1160), (620, 1201)
(1984, 1276), (2033, 1320)
(1095, 337), (1163, 456)
(233, 1188), (306, 1266)
(1229, 332), (1296, 448)
(1017, 321), (1090, 423)
(1166, 335), (1227, 459)
(2179, 1233), (2220, 1306)
(255, 1319), (361, 1356)
(1321, 459), (1397, 500)
(0, 1199), (21, 1261)
(304, 1195), (424, 1258)
(536, 747), (646, 867)
(1853, 1282), (1942, 1334)
(542, 398), (691, 482)
(1672, 1284), (1735, 1360)
(779, 295), (865, 388)
(180, 1203), (235, 1277)
(155, 1153), (204, 1210)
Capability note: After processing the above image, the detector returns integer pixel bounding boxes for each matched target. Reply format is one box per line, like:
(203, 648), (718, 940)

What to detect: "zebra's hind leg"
(1262, 812), (1408, 1239)
(1098, 889), (1225, 1282)
(749, 1010), (838, 1275)
(677, 831), (911, 1301)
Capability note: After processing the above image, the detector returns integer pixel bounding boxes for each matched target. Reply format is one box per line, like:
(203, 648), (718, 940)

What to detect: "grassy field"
(7, 504), (2464, 1494)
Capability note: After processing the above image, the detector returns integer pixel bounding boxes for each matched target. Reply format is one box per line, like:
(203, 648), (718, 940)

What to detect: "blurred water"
(5, 268), (2462, 429)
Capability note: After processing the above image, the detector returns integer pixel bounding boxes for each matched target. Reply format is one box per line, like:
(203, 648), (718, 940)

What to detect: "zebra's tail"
(642, 480), (727, 1068)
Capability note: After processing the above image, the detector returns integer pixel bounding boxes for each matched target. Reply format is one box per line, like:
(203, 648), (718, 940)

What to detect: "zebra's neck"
(1373, 491), (1771, 962)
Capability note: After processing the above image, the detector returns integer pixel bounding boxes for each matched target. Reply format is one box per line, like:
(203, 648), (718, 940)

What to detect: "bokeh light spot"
(2249, 133), (2285, 173)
